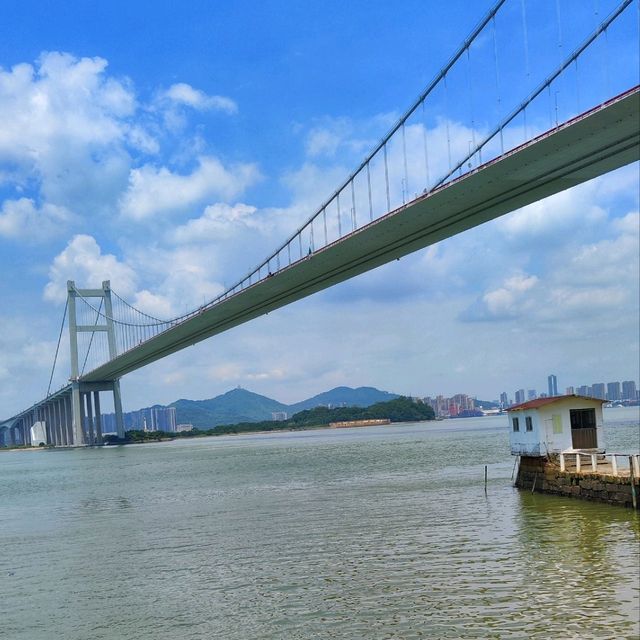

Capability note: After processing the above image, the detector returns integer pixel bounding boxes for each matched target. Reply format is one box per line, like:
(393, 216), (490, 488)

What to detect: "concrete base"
(515, 455), (639, 509)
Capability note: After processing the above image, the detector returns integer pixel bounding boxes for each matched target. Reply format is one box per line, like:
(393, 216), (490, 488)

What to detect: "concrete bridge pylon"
(67, 280), (125, 446)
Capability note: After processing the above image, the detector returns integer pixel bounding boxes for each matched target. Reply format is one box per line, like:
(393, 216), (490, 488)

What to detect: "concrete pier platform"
(515, 455), (640, 509)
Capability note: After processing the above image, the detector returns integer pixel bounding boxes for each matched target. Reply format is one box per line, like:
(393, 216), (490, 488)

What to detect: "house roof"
(507, 394), (606, 412)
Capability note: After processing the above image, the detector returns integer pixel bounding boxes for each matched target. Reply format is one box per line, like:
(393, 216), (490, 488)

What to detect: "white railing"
(559, 451), (640, 477)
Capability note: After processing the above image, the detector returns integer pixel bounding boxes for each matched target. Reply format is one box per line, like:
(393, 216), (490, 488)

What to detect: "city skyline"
(505, 374), (639, 407)
(0, 1), (638, 415)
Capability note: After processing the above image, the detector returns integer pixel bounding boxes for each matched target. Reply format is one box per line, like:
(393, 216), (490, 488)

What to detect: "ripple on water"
(1, 417), (638, 639)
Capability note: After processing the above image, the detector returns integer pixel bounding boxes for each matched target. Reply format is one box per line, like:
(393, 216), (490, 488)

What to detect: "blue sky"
(0, 0), (638, 414)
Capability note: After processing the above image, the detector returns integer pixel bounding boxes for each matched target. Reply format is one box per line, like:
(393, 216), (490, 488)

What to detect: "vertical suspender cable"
(323, 207), (328, 245)
(444, 74), (453, 170)
(465, 47), (478, 165)
(46, 300), (68, 397)
(366, 163), (373, 221)
(520, 0), (530, 140)
(492, 16), (504, 154)
(421, 100), (430, 189)
(383, 143), (391, 211)
(555, 0), (563, 124)
(336, 194), (342, 237)
(350, 180), (357, 230)
(402, 123), (409, 204)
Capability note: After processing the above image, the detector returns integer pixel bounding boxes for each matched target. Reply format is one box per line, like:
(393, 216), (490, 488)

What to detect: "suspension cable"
(110, 289), (168, 323)
(433, 0), (634, 191)
(67, 0), (635, 350)
(46, 299), (68, 397)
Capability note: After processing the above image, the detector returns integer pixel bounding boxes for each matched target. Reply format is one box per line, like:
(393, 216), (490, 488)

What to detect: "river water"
(1, 407), (638, 639)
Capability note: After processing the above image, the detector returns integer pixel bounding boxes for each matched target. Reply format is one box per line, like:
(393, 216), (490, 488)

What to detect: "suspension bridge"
(1, 0), (639, 446)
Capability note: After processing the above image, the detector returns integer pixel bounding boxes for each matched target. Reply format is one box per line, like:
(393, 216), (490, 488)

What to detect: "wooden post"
(484, 465), (488, 493)
(531, 472), (537, 494)
(629, 456), (637, 510)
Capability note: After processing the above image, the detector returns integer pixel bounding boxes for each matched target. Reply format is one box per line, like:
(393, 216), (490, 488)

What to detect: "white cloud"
(162, 83), (237, 114)
(465, 273), (539, 321)
(499, 183), (607, 243)
(44, 234), (137, 303)
(462, 207), (639, 326)
(0, 52), (139, 215)
(172, 202), (260, 243)
(0, 197), (71, 241)
(119, 156), (260, 220)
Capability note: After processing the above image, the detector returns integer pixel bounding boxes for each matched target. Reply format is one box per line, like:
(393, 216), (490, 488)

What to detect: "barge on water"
(508, 395), (639, 509)
(329, 419), (391, 428)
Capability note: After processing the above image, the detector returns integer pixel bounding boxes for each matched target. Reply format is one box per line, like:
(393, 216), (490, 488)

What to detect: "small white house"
(507, 395), (606, 456)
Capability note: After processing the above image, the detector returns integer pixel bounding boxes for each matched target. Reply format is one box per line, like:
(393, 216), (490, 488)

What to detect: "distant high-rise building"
(527, 389), (537, 400)
(515, 389), (525, 405)
(272, 412), (288, 421)
(591, 383), (606, 400)
(622, 380), (637, 400)
(547, 374), (558, 397)
(577, 385), (591, 397)
(499, 392), (508, 408)
(565, 386), (575, 395)
(607, 382), (621, 402)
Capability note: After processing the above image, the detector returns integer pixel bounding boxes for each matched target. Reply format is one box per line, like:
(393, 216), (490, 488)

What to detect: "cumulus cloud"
(499, 182), (607, 244)
(119, 156), (260, 220)
(172, 203), (260, 243)
(162, 83), (237, 114)
(462, 273), (539, 321)
(0, 197), (72, 241)
(0, 52), (138, 213)
(462, 207), (639, 326)
(44, 234), (138, 303)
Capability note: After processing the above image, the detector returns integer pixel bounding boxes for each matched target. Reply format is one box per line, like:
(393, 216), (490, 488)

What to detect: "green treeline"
(104, 396), (434, 444)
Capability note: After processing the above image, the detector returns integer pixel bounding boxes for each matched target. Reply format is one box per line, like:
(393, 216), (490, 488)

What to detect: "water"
(1, 408), (638, 639)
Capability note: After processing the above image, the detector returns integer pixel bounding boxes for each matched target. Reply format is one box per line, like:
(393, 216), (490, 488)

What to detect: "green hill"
(288, 386), (399, 414)
(125, 386), (404, 429)
(170, 388), (287, 427)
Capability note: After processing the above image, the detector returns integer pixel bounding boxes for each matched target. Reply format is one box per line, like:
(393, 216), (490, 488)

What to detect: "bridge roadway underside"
(82, 88), (639, 383)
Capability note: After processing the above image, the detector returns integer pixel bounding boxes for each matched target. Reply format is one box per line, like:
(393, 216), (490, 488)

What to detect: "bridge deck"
(78, 87), (639, 383)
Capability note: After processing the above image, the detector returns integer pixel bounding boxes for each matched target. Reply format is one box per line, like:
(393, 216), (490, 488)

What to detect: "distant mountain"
(170, 388), (287, 427)
(288, 386), (399, 414)
(124, 386), (401, 429)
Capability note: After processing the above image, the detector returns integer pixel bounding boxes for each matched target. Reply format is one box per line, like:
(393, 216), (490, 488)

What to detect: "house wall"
(509, 398), (605, 456)
(509, 411), (544, 455)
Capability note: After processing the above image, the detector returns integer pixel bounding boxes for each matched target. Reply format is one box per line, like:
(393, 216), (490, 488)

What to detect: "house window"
(525, 416), (533, 432)
(512, 417), (520, 432)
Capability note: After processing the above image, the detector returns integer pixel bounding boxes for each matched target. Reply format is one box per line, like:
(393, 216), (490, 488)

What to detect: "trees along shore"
(104, 396), (436, 444)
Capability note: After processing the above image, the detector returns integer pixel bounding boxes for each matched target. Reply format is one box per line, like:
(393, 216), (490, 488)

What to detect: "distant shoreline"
(1, 418), (441, 451)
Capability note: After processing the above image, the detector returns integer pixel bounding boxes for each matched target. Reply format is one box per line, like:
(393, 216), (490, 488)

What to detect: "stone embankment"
(516, 455), (639, 509)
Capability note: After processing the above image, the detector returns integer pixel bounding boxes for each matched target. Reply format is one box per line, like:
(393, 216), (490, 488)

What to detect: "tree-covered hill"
(110, 396), (434, 443)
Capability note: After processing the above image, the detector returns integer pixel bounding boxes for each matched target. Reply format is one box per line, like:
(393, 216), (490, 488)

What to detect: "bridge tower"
(67, 280), (125, 445)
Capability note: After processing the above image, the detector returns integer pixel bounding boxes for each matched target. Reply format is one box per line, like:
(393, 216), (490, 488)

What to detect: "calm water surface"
(1, 407), (638, 639)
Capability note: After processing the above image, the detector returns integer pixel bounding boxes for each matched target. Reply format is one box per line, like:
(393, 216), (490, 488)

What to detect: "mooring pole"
(484, 465), (488, 493)
(531, 472), (537, 494)
(629, 456), (637, 510)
